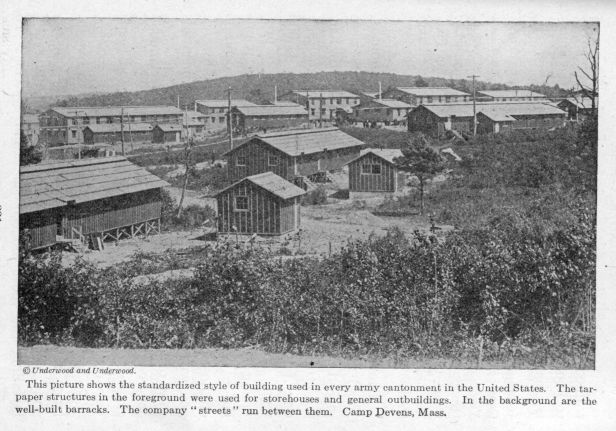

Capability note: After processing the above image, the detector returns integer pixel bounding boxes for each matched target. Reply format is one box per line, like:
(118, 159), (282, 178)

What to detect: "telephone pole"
(319, 92), (323, 128)
(226, 86), (233, 149)
(467, 75), (479, 136)
(120, 107), (125, 156)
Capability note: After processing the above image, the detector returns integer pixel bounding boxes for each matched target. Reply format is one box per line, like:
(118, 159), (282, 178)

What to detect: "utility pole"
(120, 107), (125, 156)
(467, 75), (479, 136)
(226, 86), (233, 149)
(319, 92), (323, 128)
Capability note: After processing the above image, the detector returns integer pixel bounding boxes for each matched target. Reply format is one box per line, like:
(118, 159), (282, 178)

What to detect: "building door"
(294, 200), (300, 230)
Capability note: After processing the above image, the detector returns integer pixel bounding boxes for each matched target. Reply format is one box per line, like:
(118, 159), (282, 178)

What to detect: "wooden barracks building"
(230, 104), (309, 135)
(223, 127), (365, 185)
(19, 157), (168, 250)
(216, 172), (305, 236)
(408, 102), (566, 137)
(280, 91), (361, 125)
(346, 149), (405, 199)
(40, 106), (184, 146)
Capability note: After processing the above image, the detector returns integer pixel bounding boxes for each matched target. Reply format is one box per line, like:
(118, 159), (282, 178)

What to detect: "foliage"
(301, 187), (328, 206)
(17, 117), (596, 367)
(129, 141), (231, 168)
(20, 130), (42, 165)
(159, 188), (216, 230)
(49, 71), (569, 109)
(18, 215), (595, 366)
(394, 135), (446, 214)
(341, 127), (410, 149)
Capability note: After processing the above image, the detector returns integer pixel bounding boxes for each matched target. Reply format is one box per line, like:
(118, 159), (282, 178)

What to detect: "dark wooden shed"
(19, 157), (169, 249)
(346, 149), (405, 199)
(223, 127), (364, 185)
(83, 123), (153, 145)
(230, 105), (309, 135)
(216, 172), (305, 236)
(152, 124), (182, 143)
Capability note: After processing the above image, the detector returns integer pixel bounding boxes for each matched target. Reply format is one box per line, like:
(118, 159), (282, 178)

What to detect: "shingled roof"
(416, 102), (566, 119)
(291, 90), (360, 99)
(345, 148), (404, 167)
(84, 123), (154, 133)
(225, 127), (364, 157)
(216, 172), (305, 200)
(478, 90), (547, 99)
(395, 87), (470, 97)
(233, 105), (308, 117)
(20, 157), (169, 214)
(51, 106), (183, 117)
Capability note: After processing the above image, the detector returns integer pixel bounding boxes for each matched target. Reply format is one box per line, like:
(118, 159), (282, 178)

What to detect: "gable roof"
(195, 99), (256, 108)
(155, 124), (183, 132)
(414, 102), (566, 119)
(356, 99), (412, 109)
(50, 106), (183, 118)
(291, 90), (360, 99)
(20, 156), (169, 214)
(361, 92), (380, 98)
(558, 96), (598, 109)
(84, 123), (154, 133)
(225, 127), (365, 157)
(233, 105), (308, 117)
(478, 90), (547, 99)
(216, 172), (305, 200)
(393, 87), (470, 97)
(346, 148), (404, 166)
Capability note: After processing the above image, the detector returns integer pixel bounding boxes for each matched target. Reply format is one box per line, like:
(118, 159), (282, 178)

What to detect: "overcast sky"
(21, 19), (598, 97)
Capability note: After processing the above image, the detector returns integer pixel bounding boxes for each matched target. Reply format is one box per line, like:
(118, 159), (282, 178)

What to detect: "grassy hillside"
(49, 71), (568, 109)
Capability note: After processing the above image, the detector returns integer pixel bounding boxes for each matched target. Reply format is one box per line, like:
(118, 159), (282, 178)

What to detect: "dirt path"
(17, 345), (534, 368)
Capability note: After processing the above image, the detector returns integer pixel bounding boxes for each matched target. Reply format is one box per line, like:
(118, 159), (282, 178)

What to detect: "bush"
(175, 204), (216, 229)
(301, 187), (328, 206)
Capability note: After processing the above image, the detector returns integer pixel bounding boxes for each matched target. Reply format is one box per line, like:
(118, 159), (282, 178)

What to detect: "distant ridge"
(31, 71), (568, 111)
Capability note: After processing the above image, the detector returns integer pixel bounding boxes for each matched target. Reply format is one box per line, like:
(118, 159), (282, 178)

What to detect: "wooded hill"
(50, 71), (568, 109)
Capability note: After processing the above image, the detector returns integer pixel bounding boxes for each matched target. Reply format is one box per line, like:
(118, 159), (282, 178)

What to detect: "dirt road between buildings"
(17, 345), (535, 368)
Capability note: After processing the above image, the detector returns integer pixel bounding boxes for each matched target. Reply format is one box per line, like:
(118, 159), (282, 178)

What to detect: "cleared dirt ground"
(17, 345), (535, 369)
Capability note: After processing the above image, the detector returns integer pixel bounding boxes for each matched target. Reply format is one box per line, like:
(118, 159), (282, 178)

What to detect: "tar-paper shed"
(346, 148), (405, 198)
(215, 171), (305, 236)
(19, 157), (168, 249)
(224, 127), (365, 184)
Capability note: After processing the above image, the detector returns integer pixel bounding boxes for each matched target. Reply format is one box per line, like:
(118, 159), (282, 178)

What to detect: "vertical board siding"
(227, 140), (289, 182)
(348, 153), (396, 192)
(217, 180), (299, 235)
(20, 210), (57, 249)
(63, 189), (163, 237)
(227, 139), (361, 181)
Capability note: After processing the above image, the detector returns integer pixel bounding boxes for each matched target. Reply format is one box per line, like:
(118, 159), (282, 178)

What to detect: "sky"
(21, 19), (598, 97)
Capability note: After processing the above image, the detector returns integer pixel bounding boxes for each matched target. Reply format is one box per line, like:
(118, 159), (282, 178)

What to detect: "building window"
(321, 108), (326, 115)
(361, 163), (381, 175)
(71, 130), (77, 138)
(311, 99), (315, 105)
(268, 155), (279, 166)
(427, 97), (433, 103)
(211, 117), (216, 123)
(236, 156), (247, 166)
(336, 98), (341, 104)
(219, 117), (225, 123)
(345, 98), (349, 104)
(219, 108), (225, 113)
(234, 196), (249, 211)
(311, 109), (315, 116)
